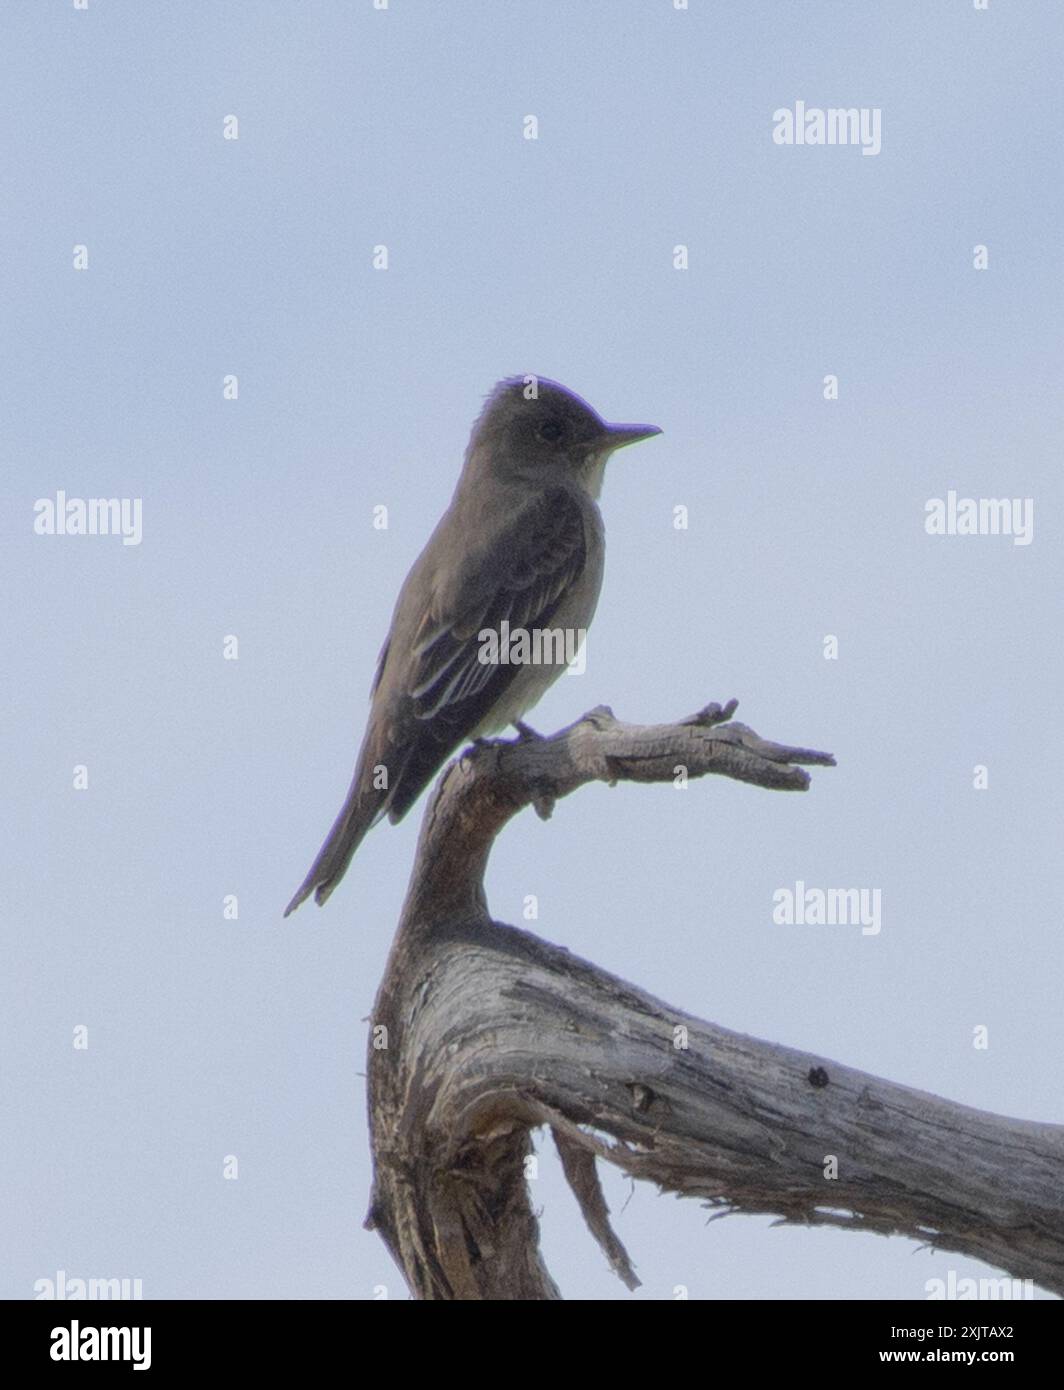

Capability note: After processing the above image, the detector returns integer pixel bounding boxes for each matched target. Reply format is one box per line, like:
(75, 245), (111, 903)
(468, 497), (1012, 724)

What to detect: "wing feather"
(409, 488), (587, 722)
(381, 487), (589, 821)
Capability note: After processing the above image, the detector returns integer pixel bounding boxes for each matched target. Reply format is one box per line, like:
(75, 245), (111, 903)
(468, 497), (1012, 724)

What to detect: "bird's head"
(470, 377), (661, 496)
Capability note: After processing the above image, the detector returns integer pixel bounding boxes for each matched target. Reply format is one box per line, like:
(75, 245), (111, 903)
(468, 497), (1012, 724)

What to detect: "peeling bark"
(364, 702), (1064, 1299)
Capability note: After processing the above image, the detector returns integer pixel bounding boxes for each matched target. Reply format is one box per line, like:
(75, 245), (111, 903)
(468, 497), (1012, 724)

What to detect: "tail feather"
(284, 788), (386, 916)
(285, 714), (458, 915)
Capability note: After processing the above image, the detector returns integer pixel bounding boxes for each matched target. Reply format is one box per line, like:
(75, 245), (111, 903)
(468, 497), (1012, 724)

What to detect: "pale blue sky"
(1, 1), (1060, 1300)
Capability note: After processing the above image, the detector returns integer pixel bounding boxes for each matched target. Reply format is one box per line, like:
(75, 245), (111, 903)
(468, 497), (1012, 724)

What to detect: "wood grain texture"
(364, 702), (1063, 1299)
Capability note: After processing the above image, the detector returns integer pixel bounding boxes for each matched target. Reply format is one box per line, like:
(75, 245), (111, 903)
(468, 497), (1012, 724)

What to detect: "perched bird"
(285, 376), (660, 914)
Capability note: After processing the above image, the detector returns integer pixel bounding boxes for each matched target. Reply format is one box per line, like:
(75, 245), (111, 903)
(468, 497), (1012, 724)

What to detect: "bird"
(284, 376), (661, 914)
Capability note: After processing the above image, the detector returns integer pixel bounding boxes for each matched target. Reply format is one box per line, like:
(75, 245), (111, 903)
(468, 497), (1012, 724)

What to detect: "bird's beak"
(601, 421), (663, 452)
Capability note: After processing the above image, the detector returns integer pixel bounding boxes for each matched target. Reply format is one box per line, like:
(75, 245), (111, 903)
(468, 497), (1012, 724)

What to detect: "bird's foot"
(512, 720), (544, 742)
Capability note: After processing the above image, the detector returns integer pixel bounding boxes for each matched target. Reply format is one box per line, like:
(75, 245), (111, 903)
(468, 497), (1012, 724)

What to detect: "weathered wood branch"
(365, 702), (1064, 1299)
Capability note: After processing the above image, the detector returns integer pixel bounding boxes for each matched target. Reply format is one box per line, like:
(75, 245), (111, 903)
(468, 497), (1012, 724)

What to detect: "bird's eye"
(538, 419), (564, 443)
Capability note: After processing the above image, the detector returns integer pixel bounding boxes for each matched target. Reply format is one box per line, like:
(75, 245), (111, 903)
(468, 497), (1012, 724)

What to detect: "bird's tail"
(284, 781), (387, 916)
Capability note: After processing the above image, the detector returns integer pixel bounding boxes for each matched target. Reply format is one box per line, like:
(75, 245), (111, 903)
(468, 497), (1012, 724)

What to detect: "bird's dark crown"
(472, 376), (609, 466)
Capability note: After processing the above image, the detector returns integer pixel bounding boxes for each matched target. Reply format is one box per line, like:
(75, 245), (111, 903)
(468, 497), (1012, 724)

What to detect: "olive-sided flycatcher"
(285, 377), (660, 913)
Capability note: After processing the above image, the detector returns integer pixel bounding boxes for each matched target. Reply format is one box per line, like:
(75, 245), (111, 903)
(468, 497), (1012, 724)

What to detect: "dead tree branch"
(364, 701), (1064, 1299)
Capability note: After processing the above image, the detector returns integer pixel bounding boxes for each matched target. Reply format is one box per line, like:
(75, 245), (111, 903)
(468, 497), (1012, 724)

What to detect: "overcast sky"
(1, 0), (1060, 1300)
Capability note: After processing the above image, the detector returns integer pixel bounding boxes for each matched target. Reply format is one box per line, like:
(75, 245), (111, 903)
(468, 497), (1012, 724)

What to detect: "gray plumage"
(285, 377), (660, 914)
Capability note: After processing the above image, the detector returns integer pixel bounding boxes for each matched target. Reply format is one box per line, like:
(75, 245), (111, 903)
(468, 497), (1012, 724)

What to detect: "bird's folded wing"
(407, 487), (588, 721)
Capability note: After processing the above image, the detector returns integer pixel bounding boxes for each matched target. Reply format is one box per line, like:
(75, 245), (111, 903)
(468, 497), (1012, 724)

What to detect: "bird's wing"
(409, 486), (587, 716)
(382, 486), (589, 819)
(284, 487), (590, 914)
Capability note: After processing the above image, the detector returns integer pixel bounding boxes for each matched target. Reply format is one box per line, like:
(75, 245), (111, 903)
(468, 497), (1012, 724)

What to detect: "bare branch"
(365, 701), (1064, 1299)
(399, 700), (833, 925)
